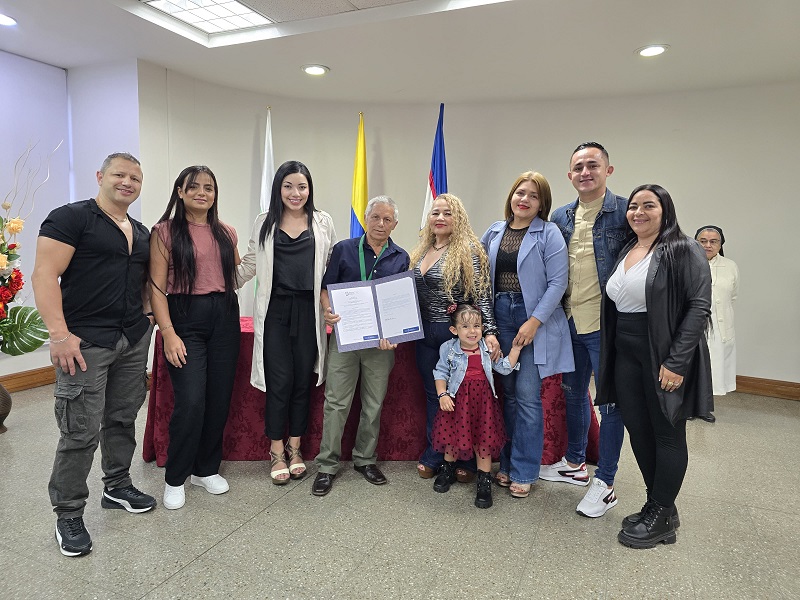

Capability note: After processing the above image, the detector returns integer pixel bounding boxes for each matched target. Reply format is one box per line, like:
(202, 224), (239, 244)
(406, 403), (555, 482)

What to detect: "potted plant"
(0, 146), (53, 432)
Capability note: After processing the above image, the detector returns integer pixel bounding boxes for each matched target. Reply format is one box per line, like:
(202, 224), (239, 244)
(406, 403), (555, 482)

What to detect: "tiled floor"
(1, 386), (798, 599)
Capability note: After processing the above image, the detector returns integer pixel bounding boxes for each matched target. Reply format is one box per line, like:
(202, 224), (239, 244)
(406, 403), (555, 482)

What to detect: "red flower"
(7, 269), (23, 293)
(0, 303), (6, 320)
(0, 286), (13, 303)
(7, 243), (16, 251)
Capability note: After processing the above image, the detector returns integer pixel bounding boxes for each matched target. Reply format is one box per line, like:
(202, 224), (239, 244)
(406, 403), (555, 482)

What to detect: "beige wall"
(137, 61), (798, 383)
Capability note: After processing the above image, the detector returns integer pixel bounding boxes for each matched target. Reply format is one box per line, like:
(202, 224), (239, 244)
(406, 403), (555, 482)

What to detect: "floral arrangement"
(0, 144), (53, 356)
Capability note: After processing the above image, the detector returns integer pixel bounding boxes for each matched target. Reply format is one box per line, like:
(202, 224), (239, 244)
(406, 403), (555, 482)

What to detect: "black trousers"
(165, 293), (240, 487)
(263, 290), (317, 440)
(614, 312), (687, 507)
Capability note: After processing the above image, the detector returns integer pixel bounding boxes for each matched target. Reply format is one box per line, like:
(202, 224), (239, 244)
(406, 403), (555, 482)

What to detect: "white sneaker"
(163, 484), (185, 510)
(190, 474), (229, 495)
(539, 457), (589, 486)
(576, 477), (618, 518)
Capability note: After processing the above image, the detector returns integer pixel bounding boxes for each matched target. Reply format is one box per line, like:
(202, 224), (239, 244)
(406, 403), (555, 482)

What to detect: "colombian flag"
(350, 112), (368, 238)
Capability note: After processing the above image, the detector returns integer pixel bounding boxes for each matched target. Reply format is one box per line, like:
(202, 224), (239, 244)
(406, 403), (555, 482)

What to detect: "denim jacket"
(433, 337), (519, 398)
(550, 188), (631, 291)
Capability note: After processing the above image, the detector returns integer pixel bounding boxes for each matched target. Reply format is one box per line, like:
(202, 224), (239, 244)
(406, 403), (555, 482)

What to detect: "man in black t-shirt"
(32, 152), (157, 557)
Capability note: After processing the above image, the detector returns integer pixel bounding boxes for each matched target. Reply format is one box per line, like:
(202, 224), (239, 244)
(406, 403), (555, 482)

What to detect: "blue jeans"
(495, 293), (543, 485)
(561, 317), (624, 486)
(415, 320), (476, 472)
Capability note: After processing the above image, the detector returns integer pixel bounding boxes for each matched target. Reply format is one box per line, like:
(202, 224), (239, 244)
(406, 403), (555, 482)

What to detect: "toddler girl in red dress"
(431, 304), (522, 508)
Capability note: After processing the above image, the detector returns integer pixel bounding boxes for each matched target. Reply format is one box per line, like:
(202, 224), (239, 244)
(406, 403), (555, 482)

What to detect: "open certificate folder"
(327, 271), (424, 351)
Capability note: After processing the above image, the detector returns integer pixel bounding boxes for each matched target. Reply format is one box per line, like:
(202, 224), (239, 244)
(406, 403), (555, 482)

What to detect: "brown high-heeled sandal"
(495, 472), (511, 487)
(269, 450), (290, 486)
(455, 468), (475, 483)
(417, 463), (435, 479)
(285, 443), (307, 480)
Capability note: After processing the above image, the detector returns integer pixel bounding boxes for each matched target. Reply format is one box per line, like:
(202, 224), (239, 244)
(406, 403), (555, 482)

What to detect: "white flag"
(259, 107), (275, 213)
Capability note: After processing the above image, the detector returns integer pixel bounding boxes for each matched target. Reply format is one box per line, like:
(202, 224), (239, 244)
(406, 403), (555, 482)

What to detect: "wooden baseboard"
(736, 376), (800, 401)
(0, 366), (57, 393)
(0, 366), (152, 393)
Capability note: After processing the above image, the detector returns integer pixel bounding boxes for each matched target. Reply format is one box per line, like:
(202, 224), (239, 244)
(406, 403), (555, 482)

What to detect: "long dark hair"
(628, 184), (685, 256)
(629, 184), (709, 330)
(259, 160), (315, 248)
(156, 165), (238, 310)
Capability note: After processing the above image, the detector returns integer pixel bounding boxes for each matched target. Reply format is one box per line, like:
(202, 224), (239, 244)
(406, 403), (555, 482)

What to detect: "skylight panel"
(142, 0), (272, 33)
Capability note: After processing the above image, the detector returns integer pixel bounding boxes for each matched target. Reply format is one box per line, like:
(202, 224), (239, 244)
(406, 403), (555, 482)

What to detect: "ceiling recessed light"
(637, 44), (669, 57)
(302, 64), (330, 76)
(0, 13), (17, 26)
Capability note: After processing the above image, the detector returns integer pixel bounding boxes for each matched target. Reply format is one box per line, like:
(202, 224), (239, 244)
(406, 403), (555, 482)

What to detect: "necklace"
(97, 201), (128, 224)
(432, 243), (449, 251)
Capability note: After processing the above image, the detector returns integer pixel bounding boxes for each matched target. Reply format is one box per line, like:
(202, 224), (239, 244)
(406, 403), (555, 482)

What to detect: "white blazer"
(237, 210), (337, 390)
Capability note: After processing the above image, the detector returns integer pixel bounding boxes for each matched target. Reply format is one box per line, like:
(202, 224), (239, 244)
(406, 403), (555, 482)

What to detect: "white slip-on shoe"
(163, 483), (186, 510)
(190, 474), (229, 495)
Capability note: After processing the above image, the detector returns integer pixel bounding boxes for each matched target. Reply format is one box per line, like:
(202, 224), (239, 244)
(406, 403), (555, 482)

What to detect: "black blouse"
(273, 229), (314, 291)
(495, 225), (528, 292)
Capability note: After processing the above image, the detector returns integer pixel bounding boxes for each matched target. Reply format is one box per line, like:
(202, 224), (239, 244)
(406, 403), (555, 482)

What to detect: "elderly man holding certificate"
(312, 196), (411, 496)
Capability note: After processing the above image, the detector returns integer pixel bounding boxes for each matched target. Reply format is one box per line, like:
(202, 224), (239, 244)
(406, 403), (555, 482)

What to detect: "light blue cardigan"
(481, 217), (574, 378)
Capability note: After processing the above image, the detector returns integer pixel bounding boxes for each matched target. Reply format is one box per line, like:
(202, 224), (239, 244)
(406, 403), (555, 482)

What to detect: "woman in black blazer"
(596, 184), (713, 549)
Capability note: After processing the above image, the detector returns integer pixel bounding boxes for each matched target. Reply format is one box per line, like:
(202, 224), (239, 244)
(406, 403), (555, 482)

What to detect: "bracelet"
(51, 332), (72, 344)
(437, 391), (451, 399)
(160, 325), (174, 332)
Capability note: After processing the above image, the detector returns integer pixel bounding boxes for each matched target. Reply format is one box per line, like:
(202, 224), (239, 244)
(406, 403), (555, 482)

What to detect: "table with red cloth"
(143, 317), (599, 466)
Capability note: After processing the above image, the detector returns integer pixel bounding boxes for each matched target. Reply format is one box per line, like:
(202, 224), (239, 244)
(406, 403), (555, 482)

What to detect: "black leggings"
(614, 312), (687, 507)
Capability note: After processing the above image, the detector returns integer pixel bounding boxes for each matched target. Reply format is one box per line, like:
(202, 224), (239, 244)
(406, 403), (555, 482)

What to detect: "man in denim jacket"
(542, 142), (630, 518)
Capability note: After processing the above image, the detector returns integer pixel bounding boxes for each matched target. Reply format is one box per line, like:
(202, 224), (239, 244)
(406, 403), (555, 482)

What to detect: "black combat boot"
(622, 492), (681, 529)
(433, 461), (457, 493)
(474, 470), (493, 509)
(618, 500), (677, 549)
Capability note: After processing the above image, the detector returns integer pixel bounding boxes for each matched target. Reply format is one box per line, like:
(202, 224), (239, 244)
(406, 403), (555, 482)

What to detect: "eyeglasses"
(698, 239), (721, 246)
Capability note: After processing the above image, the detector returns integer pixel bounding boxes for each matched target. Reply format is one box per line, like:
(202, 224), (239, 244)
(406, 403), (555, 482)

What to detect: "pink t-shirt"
(153, 220), (238, 295)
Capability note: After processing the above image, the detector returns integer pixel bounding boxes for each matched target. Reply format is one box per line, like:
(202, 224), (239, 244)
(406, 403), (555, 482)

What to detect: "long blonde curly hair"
(410, 193), (491, 302)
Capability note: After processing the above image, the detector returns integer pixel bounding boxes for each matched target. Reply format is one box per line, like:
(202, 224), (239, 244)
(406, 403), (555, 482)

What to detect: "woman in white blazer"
(695, 226), (738, 403)
(238, 161), (336, 484)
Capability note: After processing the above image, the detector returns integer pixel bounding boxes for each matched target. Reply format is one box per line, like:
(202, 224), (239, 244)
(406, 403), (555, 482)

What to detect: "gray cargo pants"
(48, 327), (152, 519)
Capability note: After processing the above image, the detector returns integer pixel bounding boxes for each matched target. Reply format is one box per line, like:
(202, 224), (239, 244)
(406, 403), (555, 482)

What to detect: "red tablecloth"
(143, 318), (599, 466)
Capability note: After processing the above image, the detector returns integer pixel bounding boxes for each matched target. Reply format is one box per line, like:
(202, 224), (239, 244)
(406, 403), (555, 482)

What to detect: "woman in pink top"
(150, 166), (241, 510)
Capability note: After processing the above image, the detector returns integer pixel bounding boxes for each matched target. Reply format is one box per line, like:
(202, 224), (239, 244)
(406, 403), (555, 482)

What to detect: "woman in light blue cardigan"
(481, 171), (574, 498)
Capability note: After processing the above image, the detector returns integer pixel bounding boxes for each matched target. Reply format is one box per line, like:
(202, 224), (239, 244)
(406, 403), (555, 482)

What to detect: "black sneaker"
(101, 485), (157, 513)
(55, 517), (92, 557)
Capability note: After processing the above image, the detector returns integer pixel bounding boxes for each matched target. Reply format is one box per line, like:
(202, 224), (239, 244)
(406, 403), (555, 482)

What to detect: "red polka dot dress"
(432, 347), (507, 461)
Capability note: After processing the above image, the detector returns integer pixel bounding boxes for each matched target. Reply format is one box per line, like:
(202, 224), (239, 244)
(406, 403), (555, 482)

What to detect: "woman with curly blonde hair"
(411, 193), (500, 480)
